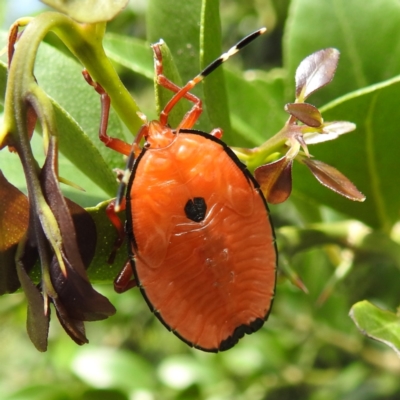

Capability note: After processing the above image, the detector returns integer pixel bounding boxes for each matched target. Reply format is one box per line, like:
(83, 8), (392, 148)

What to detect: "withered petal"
(285, 103), (323, 127)
(0, 171), (29, 294)
(16, 259), (49, 352)
(254, 156), (293, 204)
(295, 48), (340, 101)
(52, 295), (88, 345)
(40, 136), (87, 278)
(303, 158), (366, 202)
(50, 255), (116, 321)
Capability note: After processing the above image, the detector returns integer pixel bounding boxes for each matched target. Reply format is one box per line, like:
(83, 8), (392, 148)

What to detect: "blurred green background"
(1, 0), (400, 399)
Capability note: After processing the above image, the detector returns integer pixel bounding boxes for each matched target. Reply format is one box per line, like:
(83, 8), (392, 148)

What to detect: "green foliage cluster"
(1, 0), (400, 399)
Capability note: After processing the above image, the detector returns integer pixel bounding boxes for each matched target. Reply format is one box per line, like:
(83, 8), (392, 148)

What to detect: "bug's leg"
(105, 197), (126, 264)
(152, 43), (202, 129)
(209, 128), (223, 139)
(114, 260), (136, 293)
(105, 135), (144, 263)
(82, 69), (132, 156)
(155, 28), (267, 130)
(8, 20), (19, 67)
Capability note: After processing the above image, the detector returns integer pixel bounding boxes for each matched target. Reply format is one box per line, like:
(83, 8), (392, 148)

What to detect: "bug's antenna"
(200, 27), (267, 79)
(160, 27), (267, 120)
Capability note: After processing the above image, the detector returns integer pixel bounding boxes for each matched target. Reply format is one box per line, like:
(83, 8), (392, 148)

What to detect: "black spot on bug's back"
(184, 197), (207, 222)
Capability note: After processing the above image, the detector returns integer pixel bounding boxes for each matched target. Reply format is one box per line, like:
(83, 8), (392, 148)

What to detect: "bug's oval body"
(126, 125), (276, 352)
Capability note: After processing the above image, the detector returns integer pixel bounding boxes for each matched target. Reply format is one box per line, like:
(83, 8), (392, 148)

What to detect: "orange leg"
(114, 260), (137, 293)
(105, 175), (137, 292)
(153, 28), (267, 131)
(152, 43), (203, 130)
(82, 70), (133, 156)
(8, 20), (19, 67)
(83, 71), (141, 280)
(209, 128), (223, 139)
(105, 197), (126, 264)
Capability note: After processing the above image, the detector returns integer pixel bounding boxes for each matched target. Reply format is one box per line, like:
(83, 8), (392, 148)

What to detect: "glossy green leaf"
(350, 300), (400, 356)
(34, 40), (127, 170)
(225, 69), (287, 146)
(146, 0), (203, 85)
(40, 0), (129, 23)
(292, 76), (400, 230)
(284, 0), (400, 104)
(0, 32), (120, 198)
(51, 104), (117, 197)
(200, 0), (232, 141)
(85, 199), (127, 283)
(103, 34), (153, 79)
(0, 129), (110, 207)
(146, 0), (208, 129)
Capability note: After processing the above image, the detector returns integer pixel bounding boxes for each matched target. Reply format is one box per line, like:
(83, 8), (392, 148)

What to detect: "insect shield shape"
(87, 28), (277, 352)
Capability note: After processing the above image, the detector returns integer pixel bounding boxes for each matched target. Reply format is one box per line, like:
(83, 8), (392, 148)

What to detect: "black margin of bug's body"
(124, 128), (278, 352)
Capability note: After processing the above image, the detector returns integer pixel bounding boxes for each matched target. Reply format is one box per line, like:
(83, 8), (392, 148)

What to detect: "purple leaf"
(295, 48), (340, 101)
(16, 259), (49, 352)
(40, 136), (116, 323)
(303, 158), (366, 202)
(254, 156), (293, 204)
(285, 103), (323, 127)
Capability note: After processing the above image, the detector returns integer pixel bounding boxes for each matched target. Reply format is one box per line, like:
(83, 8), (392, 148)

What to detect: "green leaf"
(0, 32), (121, 198)
(292, 76), (400, 231)
(350, 300), (400, 356)
(146, 0), (212, 132)
(34, 40), (127, 169)
(40, 0), (129, 23)
(146, 0), (203, 85)
(200, 0), (232, 141)
(284, 0), (400, 104)
(225, 69), (287, 146)
(85, 199), (127, 283)
(51, 104), (117, 197)
(103, 34), (154, 79)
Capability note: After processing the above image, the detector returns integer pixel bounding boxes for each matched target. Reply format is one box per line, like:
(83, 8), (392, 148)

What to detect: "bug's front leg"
(82, 69), (133, 156)
(152, 43), (203, 130)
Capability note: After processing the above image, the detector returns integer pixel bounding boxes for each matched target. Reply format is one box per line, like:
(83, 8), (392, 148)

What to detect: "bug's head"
(144, 120), (177, 149)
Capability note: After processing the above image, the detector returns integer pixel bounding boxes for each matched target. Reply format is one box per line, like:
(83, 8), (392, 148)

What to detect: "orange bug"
(85, 28), (277, 352)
